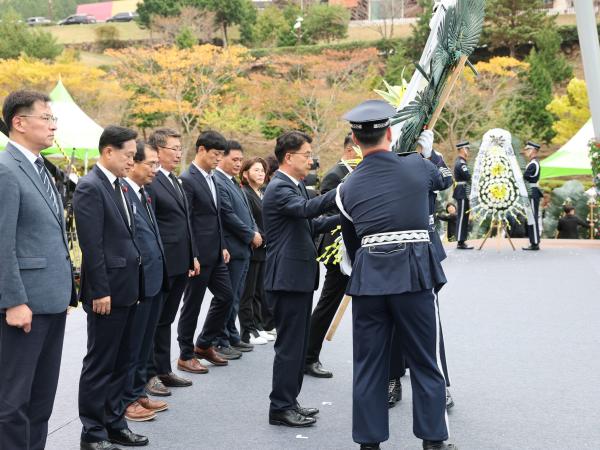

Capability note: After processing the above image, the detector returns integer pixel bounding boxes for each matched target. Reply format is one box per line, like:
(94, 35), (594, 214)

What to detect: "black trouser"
(305, 262), (348, 365)
(177, 261), (233, 360)
(122, 291), (163, 408)
(267, 290), (313, 412)
(150, 273), (188, 377)
(0, 312), (66, 450)
(456, 198), (470, 243)
(528, 196), (541, 246)
(216, 258), (249, 347)
(389, 326), (406, 379)
(238, 259), (266, 341)
(79, 304), (137, 443)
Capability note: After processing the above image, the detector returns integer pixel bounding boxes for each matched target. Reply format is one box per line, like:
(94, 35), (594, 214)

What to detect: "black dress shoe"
(81, 441), (121, 450)
(269, 409), (316, 427)
(295, 403), (319, 417)
(215, 345), (242, 360)
(107, 428), (148, 447)
(387, 377), (402, 408)
(446, 388), (454, 409)
(423, 440), (458, 449)
(456, 242), (473, 250)
(232, 341), (254, 352)
(360, 444), (381, 450)
(304, 361), (333, 378)
(158, 372), (192, 387)
(522, 244), (540, 251)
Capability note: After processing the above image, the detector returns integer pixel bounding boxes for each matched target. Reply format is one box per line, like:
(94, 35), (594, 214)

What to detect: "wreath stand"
(478, 220), (516, 251)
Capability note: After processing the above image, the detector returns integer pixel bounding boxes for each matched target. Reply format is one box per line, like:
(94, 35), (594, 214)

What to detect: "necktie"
(168, 172), (183, 200)
(34, 157), (59, 215)
(113, 179), (131, 228)
(139, 187), (154, 226)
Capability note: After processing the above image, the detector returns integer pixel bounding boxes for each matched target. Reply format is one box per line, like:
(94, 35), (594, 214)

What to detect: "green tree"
(302, 4), (350, 43)
(191, 0), (257, 47)
(0, 10), (62, 60)
(252, 6), (288, 47)
(531, 28), (572, 84)
(384, 43), (413, 86)
(486, 0), (552, 57)
(137, 0), (183, 27)
(175, 27), (196, 49)
(405, 0), (433, 61)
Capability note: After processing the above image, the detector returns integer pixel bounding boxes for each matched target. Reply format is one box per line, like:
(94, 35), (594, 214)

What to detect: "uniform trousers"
(456, 198), (470, 243)
(177, 261), (233, 360)
(353, 290), (448, 445)
(0, 312), (66, 450)
(527, 196), (541, 246)
(267, 290), (312, 412)
(79, 304), (136, 443)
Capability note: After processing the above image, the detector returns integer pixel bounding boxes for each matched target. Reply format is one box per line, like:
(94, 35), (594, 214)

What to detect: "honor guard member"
(338, 99), (456, 450)
(453, 141), (473, 249)
(522, 141), (542, 251)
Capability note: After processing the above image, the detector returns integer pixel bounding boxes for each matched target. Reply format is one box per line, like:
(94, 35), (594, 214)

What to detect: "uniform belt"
(529, 182), (540, 188)
(361, 230), (430, 247)
(456, 181), (467, 185)
(429, 215), (435, 226)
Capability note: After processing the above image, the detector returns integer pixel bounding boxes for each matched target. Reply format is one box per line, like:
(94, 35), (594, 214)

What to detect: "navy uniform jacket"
(523, 158), (542, 200)
(263, 171), (339, 293)
(180, 164), (226, 268)
(214, 170), (256, 261)
(428, 151), (453, 262)
(73, 165), (143, 308)
(452, 156), (470, 200)
(124, 181), (169, 297)
(338, 151), (447, 296)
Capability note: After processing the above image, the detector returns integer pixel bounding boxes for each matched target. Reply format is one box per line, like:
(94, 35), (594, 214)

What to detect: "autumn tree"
(302, 4), (350, 43)
(546, 78), (590, 145)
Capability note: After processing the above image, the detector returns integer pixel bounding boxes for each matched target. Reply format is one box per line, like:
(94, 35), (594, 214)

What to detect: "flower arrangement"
(589, 140), (600, 189)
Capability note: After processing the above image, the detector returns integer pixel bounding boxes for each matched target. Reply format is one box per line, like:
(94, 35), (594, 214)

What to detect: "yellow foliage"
(463, 56), (529, 83)
(546, 78), (590, 145)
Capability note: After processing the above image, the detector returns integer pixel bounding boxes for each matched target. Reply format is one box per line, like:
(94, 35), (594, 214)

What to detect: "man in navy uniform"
(522, 141), (542, 251)
(263, 131), (340, 428)
(338, 100), (456, 450)
(452, 141), (473, 249)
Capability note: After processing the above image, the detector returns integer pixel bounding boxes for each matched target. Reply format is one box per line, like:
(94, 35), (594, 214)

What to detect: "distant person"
(557, 206), (590, 239)
(437, 203), (457, 242)
(522, 141), (542, 251)
(453, 141), (473, 249)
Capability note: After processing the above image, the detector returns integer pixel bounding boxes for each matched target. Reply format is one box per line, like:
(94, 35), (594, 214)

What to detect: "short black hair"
(352, 127), (387, 147)
(343, 133), (353, 148)
(274, 131), (312, 164)
(563, 205), (575, 214)
(98, 125), (138, 153)
(196, 130), (227, 153)
(264, 154), (279, 178)
(225, 139), (243, 156)
(0, 118), (8, 136)
(148, 127), (181, 151)
(2, 90), (51, 132)
(446, 203), (456, 212)
(134, 140), (147, 162)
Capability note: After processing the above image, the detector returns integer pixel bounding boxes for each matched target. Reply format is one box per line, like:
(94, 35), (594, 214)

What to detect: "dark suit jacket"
(146, 171), (196, 278)
(73, 165), (142, 308)
(316, 161), (349, 254)
(242, 185), (266, 262)
(180, 164), (225, 267)
(124, 181), (169, 297)
(214, 170), (256, 261)
(263, 171), (339, 293)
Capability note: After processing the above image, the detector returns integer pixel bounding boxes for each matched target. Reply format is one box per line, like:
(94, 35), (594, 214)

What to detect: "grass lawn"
(49, 22), (151, 44)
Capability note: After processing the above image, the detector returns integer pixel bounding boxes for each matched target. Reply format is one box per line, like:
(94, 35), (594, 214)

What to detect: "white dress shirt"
(9, 139), (39, 172)
(194, 162), (217, 205)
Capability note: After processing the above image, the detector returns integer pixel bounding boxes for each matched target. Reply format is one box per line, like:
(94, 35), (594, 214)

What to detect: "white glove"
(417, 129), (434, 158)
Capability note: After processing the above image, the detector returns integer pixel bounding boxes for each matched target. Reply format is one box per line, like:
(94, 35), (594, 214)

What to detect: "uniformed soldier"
(338, 99), (456, 450)
(522, 141), (542, 251)
(453, 141), (473, 249)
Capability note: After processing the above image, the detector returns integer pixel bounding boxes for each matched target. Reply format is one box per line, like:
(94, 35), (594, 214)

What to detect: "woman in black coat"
(238, 157), (276, 344)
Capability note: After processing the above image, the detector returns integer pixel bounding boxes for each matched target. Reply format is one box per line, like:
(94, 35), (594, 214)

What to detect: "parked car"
(26, 16), (52, 26)
(106, 12), (138, 23)
(58, 14), (97, 25)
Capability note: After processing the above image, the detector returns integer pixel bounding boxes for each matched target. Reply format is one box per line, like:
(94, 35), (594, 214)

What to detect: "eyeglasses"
(291, 151), (313, 159)
(142, 162), (160, 169)
(18, 114), (58, 124)
(160, 145), (182, 152)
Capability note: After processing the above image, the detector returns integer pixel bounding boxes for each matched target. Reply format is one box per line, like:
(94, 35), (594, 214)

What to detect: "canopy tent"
(0, 131), (7, 150)
(540, 119), (594, 179)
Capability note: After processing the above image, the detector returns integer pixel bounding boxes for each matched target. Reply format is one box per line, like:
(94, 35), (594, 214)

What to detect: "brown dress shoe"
(138, 396), (169, 412)
(145, 376), (171, 397)
(125, 401), (156, 422)
(194, 346), (228, 366)
(177, 357), (209, 374)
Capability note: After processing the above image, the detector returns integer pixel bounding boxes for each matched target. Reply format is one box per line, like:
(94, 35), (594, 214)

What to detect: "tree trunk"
(222, 23), (229, 47)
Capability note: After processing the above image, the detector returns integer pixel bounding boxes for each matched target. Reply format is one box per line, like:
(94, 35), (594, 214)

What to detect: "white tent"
(540, 119), (593, 179)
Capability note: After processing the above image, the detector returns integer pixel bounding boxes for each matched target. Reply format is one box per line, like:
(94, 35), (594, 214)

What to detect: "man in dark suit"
(263, 131), (340, 428)
(0, 90), (77, 450)
(74, 126), (149, 449)
(213, 140), (262, 355)
(177, 130), (234, 369)
(121, 141), (170, 421)
(144, 128), (199, 396)
(305, 133), (357, 378)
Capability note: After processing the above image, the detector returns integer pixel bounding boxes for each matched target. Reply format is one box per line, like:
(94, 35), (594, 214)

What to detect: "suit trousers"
(352, 290), (448, 445)
(267, 290), (313, 412)
(216, 257), (250, 347)
(151, 274), (187, 377)
(177, 261), (233, 360)
(305, 262), (348, 365)
(122, 292), (163, 408)
(79, 304), (137, 443)
(238, 259), (265, 340)
(456, 198), (470, 243)
(0, 312), (66, 450)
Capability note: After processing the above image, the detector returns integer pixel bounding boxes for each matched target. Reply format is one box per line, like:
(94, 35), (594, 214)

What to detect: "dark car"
(58, 14), (97, 25)
(106, 12), (138, 22)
